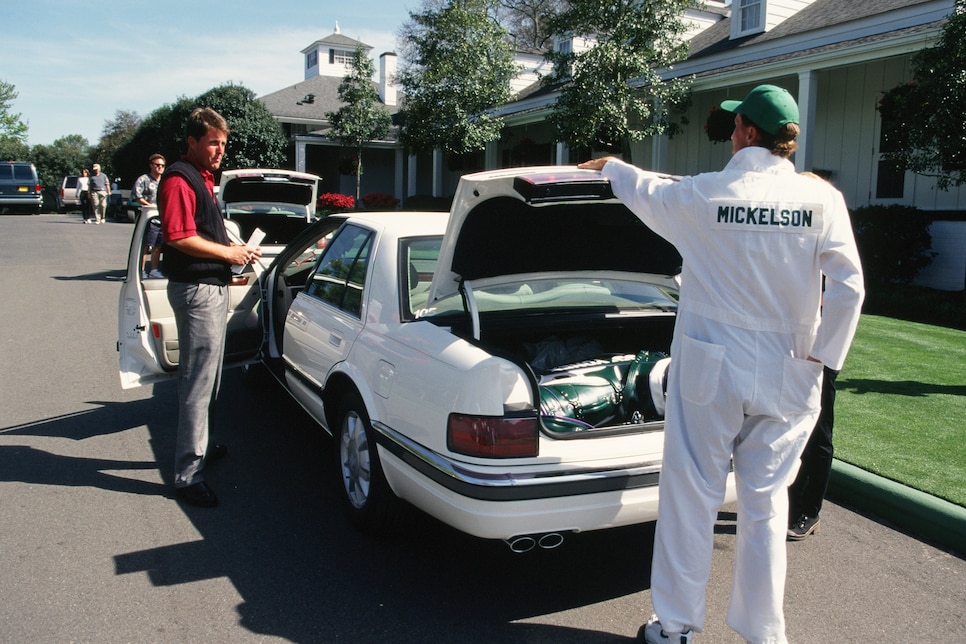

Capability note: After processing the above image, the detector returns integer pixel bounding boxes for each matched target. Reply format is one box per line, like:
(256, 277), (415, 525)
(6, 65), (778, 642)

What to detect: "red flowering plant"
(705, 105), (736, 143)
(317, 193), (355, 214)
(361, 192), (400, 210)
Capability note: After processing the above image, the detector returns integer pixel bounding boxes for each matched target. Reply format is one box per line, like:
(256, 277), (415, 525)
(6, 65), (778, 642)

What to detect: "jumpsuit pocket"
(678, 334), (726, 406)
(780, 356), (823, 416)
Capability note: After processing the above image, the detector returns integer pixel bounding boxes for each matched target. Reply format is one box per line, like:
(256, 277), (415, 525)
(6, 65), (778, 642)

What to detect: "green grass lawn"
(835, 314), (966, 507)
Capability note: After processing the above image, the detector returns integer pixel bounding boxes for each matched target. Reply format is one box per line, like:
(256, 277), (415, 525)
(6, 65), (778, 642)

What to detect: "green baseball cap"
(720, 85), (799, 135)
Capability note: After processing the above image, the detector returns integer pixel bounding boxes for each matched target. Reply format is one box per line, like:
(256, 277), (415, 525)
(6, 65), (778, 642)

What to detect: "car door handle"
(329, 333), (342, 348)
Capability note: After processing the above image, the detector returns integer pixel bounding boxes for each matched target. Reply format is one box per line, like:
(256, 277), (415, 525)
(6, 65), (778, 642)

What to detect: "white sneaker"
(639, 616), (692, 643)
(148, 269), (164, 279)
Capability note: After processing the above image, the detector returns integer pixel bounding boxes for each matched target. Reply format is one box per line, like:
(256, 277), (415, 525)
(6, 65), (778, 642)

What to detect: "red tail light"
(447, 413), (538, 458)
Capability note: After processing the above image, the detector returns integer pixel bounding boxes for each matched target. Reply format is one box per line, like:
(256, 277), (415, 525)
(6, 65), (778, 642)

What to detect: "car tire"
(335, 392), (405, 535)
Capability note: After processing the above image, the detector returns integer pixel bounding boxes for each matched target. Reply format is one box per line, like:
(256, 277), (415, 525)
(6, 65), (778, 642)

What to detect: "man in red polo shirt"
(157, 107), (261, 508)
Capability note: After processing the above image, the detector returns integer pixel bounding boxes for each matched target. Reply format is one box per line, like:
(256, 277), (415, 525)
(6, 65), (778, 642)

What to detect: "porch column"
(295, 139), (307, 173)
(395, 148), (405, 202)
(651, 133), (669, 172)
(555, 142), (570, 165)
(485, 140), (498, 170)
(797, 70), (818, 173)
(407, 154), (418, 198)
(432, 149), (444, 197)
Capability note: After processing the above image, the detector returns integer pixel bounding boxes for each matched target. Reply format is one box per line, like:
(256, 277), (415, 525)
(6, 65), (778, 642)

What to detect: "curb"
(828, 459), (966, 556)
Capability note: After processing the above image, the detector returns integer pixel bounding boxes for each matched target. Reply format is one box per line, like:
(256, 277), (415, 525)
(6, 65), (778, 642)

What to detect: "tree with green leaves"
(544, 0), (695, 153)
(30, 134), (91, 192)
(495, 0), (565, 50)
(327, 46), (393, 206)
(397, 0), (517, 155)
(0, 79), (29, 161)
(113, 83), (286, 186)
(877, 0), (966, 190)
(89, 110), (142, 178)
(197, 84), (287, 170)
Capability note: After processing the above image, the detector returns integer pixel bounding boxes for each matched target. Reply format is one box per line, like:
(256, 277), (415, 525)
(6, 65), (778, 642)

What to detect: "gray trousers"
(167, 281), (228, 488)
(90, 191), (108, 222)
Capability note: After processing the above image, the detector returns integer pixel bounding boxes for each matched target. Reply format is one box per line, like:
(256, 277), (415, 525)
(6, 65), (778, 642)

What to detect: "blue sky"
(3, 1), (415, 146)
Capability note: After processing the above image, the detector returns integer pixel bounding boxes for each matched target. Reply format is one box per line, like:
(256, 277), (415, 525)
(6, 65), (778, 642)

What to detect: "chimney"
(379, 52), (397, 107)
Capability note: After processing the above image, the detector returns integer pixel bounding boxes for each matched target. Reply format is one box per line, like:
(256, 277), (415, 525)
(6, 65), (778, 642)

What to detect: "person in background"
(87, 163), (110, 224)
(785, 171), (840, 542)
(787, 364), (838, 540)
(157, 107), (260, 508)
(133, 154), (166, 278)
(78, 168), (91, 222)
(579, 84), (864, 643)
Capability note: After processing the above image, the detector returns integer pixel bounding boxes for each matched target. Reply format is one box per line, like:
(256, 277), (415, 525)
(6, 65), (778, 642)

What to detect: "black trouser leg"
(788, 367), (838, 519)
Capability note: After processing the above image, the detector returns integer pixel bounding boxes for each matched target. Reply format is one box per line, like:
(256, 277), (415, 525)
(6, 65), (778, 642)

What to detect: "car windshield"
(417, 276), (678, 319)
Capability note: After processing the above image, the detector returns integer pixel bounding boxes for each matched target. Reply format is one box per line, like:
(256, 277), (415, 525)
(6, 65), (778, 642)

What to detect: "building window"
(738, 0), (763, 33)
(875, 161), (905, 199)
(306, 50), (318, 69)
(876, 103), (905, 199)
(329, 48), (355, 65)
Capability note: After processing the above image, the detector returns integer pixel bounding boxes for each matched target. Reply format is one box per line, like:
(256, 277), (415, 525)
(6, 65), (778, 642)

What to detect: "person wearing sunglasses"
(134, 154), (166, 278)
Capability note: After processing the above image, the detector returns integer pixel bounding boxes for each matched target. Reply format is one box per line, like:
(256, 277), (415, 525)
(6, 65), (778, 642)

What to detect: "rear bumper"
(374, 421), (704, 540)
(0, 195), (42, 212)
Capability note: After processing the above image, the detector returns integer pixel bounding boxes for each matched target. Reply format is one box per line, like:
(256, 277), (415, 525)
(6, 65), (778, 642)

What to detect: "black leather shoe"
(207, 444), (227, 463)
(787, 514), (820, 540)
(176, 481), (218, 508)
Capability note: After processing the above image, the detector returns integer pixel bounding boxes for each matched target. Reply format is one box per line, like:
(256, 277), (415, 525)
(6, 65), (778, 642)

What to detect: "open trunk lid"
(427, 166), (682, 306)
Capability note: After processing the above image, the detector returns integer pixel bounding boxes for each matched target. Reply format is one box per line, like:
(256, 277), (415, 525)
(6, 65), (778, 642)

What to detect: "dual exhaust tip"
(505, 532), (565, 553)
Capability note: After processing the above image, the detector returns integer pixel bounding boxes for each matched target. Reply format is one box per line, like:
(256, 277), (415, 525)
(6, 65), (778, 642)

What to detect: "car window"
(13, 165), (34, 181)
(400, 236), (442, 320)
(0, 166), (11, 180)
(421, 277), (678, 318)
(304, 224), (373, 317)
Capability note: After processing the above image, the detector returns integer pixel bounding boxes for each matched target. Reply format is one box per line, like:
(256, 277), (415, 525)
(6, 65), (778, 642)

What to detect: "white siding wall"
(766, 0), (817, 30)
(812, 57), (966, 211)
(653, 56), (966, 212)
(631, 61), (966, 291)
(809, 63), (888, 208)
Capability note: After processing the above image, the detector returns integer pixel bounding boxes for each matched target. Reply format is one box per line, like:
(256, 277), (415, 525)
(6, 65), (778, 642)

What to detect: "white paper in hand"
(231, 227), (266, 274)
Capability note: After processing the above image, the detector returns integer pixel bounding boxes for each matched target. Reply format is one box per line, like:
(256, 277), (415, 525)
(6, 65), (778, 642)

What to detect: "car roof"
(338, 210), (450, 237)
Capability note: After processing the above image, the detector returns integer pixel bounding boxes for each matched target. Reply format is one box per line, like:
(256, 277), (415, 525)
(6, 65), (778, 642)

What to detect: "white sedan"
(119, 166), (736, 552)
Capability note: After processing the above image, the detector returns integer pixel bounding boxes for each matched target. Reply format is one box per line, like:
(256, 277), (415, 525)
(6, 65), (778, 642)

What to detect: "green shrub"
(862, 283), (966, 331)
(850, 204), (934, 285)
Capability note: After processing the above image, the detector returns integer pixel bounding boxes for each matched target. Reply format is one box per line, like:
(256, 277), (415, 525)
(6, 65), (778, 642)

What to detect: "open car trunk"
(424, 171), (683, 437)
(440, 308), (675, 435)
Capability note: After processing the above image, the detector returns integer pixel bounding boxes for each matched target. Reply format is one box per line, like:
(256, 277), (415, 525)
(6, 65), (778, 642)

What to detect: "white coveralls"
(602, 148), (864, 643)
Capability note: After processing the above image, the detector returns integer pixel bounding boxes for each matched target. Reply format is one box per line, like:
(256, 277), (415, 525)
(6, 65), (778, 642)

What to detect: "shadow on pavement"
(1, 371), (660, 643)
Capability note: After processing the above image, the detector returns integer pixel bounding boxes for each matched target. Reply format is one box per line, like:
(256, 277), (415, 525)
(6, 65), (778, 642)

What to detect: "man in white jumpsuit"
(580, 85), (864, 643)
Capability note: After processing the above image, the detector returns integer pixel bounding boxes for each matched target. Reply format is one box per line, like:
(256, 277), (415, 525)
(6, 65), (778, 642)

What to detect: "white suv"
(58, 175), (89, 213)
